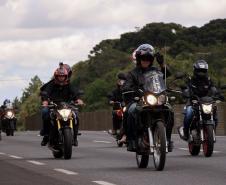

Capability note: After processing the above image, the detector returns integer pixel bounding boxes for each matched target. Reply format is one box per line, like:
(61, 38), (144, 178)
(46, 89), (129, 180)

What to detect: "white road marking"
(54, 168), (78, 175)
(93, 140), (112, 144)
(27, 160), (45, 165)
(93, 181), (117, 185)
(0, 152), (6, 155)
(8, 155), (23, 159)
(178, 147), (221, 153)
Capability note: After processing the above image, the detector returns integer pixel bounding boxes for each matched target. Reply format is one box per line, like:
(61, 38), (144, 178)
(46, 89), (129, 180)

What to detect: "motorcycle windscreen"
(143, 70), (166, 94)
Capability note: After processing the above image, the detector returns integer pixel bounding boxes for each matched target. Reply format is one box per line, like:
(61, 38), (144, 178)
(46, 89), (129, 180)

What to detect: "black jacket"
(108, 87), (123, 103)
(40, 80), (78, 104)
(123, 65), (171, 92)
(122, 65), (171, 103)
(183, 75), (221, 99)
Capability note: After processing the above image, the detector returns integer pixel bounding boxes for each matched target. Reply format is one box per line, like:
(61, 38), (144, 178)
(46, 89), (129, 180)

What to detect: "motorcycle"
(109, 101), (125, 147)
(1, 103), (16, 136)
(125, 70), (175, 171)
(46, 101), (78, 160)
(178, 95), (221, 157)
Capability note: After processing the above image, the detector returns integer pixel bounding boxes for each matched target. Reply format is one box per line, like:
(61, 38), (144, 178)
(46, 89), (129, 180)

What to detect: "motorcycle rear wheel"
(188, 142), (201, 156)
(136, 152), (149, 168)
(53, 149), (63, 158)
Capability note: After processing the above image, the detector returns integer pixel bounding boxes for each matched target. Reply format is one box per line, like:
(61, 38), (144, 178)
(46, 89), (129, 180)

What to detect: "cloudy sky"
(0, 0), (226, 103)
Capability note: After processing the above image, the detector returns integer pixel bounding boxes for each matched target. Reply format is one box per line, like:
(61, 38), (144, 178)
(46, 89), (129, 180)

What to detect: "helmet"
(193, 60), (208, 77)
(134, 44), (155, 65)
(3, 99), (10, 105)
(117, 72), (127, 80)
(117, 72), (127, 86)
(59, 62), (72, 78)
(54, 65), (69, 85)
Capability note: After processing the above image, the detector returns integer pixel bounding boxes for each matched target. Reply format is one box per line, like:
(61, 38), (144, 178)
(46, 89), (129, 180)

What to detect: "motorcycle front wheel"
(153, 121), (166, 171)
(63, 128), (73, 159)
(203, 125), (214, 157)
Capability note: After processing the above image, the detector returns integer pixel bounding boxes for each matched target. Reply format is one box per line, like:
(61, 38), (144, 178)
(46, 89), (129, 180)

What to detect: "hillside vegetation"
(14, 19), (226, 127)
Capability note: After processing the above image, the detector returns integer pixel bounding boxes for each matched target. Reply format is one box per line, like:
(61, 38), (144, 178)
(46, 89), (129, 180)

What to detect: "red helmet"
(54, 66), (69, 85)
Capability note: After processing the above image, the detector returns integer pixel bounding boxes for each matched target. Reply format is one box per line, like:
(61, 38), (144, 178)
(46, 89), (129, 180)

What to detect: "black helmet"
(117, 72), (127, 80)
(117, 72), (127, 86)
(3, 99), (10, 105)
(193, 60), (208, 77)
(135, 44), (155, 65)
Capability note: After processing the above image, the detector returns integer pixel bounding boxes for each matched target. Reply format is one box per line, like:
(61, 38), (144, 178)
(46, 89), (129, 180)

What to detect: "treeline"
(14, 19), (226, 127)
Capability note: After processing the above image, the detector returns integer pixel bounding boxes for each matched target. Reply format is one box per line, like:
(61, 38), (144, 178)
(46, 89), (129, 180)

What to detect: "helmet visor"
(140, 54), (154, 62)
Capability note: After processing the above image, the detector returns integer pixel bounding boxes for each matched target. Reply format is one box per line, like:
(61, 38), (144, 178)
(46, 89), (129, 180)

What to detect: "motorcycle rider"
(40, 63), (84, 146)
(181, 60), (223, 140)
(122, 44), (174, 152)
(0, 99), (17, 131)
(107, 73), (127, 141)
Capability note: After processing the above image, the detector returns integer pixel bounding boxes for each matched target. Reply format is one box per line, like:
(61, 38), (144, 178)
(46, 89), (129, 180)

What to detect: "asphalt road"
(0, 131), (226, 185)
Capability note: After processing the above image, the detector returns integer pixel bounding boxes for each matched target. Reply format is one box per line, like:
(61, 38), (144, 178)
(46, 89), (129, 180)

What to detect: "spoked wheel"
(188, 142), (201, 156)
(153, 121), (166, 171)
(63, 128), (73, 160)
(203, 125), (214, 157)
(136, 152), (149, 168)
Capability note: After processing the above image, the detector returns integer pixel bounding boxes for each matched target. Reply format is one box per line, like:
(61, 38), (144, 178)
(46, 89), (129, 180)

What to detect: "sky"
(0, 0), (226, 104)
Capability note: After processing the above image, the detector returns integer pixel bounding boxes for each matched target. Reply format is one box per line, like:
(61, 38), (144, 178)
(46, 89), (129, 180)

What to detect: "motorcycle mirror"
(134, 97), (140, 101)
(170, 96), (176, 101)
(220, 85), (226, 90)
(174, 72), (186, 79)
(77, 90), (84, 96)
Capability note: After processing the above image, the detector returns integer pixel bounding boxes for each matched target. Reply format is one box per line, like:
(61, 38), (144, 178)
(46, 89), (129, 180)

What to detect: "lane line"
(93, 140), (112, 144)
(54, 168), (78, 175)
(178, 147), (221, 153)
(93, 181), (117, 185)
(8, 155), (23, 159)
(0, 152), (6, 155)
(27, 160), (46, 165)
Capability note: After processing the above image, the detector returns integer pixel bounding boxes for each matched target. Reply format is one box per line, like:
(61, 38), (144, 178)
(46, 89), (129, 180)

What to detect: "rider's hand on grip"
(42, 101), (48, 107)
(155, 52), (164, 65)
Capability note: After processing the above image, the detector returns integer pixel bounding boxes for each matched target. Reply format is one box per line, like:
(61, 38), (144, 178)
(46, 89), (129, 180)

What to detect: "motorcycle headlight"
(6, 111), (14, 118)
(157, 95), (166, 105)
(146, 94), (158, 105)
(201, 104), (212, 114)
(58, 109), (72, 121)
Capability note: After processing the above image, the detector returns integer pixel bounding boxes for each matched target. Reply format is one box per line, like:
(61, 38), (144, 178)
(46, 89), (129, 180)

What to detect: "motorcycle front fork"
(148, 127), (168, 153)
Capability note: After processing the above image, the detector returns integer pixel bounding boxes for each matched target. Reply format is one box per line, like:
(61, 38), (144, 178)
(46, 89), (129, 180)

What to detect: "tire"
(63, 128), (72, 159)
(6, 130), (10, 136)
(188, 143), (201, 156)
(53, 149), (63, 159)
(203, 125), (214, 157)
(10, 130), (14, 136)
(10, 121), (15, 136)
(136, 153), (149, 168)
(153, 121), (166, 171)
